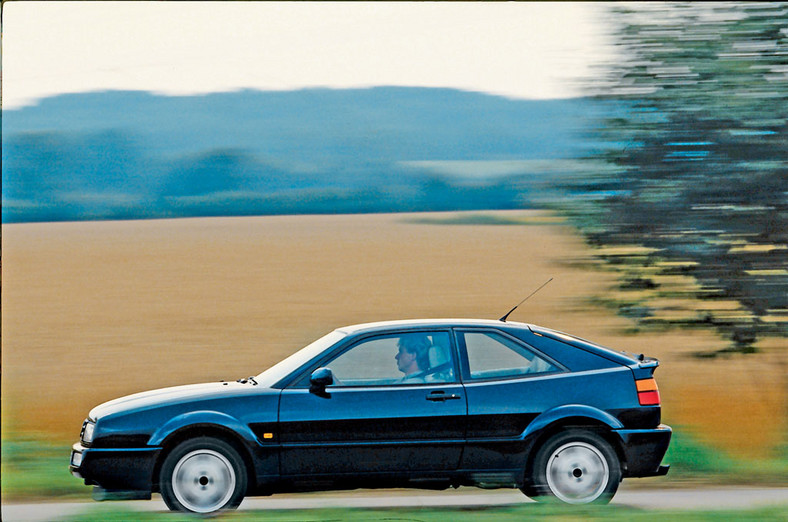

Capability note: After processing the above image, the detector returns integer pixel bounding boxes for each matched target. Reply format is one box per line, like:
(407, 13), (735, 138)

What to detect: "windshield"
(255, 330), (347, 387)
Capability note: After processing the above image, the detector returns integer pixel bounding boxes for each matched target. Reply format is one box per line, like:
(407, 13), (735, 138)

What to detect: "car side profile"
(70, 319), (670, 513)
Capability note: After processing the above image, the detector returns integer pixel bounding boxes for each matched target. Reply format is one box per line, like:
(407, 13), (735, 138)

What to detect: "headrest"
(428, 344), (450, 368)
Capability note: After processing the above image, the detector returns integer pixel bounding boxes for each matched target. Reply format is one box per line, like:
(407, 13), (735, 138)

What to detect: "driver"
(395, 334), (431, 383)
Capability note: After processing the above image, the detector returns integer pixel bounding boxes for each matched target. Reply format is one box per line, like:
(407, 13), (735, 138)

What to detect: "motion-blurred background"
(2, 1), (786, 501)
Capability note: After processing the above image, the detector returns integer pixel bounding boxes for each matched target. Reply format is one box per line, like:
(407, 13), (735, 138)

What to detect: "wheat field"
(2, 211), (784, 457)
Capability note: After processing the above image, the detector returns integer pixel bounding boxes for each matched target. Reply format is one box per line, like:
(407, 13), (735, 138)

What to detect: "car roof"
(335, 318), (531, 334)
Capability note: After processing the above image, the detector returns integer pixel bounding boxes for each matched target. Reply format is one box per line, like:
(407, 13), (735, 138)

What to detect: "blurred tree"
(577, 2), (788, 345)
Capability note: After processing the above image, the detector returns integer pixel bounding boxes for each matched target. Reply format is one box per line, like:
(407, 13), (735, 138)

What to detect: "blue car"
(70, 319), (670, 513)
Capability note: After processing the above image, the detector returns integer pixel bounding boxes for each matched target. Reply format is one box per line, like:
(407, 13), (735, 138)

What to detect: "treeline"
(563, 2), (788, 345)
(2, 88), (611, 222)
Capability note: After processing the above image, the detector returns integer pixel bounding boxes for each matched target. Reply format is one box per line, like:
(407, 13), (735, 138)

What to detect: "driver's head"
(395, 334), (431, 375)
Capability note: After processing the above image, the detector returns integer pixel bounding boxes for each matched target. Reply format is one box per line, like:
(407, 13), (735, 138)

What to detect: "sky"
(2, 2), (616, 109)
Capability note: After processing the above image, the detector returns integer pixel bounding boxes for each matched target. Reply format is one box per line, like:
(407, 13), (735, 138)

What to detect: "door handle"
(426, 391), (462, 402)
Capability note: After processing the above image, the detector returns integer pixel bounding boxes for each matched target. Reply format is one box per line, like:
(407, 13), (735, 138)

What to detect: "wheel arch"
(151, 422), (257, 494)
(522, 406), (627, 484)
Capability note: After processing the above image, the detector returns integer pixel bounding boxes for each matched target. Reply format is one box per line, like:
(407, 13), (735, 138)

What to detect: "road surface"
(4, 486), (787, 521)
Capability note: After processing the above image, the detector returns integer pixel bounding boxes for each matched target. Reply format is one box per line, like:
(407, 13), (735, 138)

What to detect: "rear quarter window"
(459, 330), (563, 381)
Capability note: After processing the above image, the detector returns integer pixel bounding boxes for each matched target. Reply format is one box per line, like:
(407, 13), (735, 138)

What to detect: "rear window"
(529, 326), (640, 367)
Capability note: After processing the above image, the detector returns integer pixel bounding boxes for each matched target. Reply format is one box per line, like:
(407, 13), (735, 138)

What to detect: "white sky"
(2, 1), (615, 109)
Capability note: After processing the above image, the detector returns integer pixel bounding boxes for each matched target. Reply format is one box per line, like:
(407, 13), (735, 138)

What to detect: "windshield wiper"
(236, 376), (258, 385)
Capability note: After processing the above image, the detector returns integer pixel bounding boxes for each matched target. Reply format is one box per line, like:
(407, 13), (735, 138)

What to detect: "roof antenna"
(499, 278), (553, 322)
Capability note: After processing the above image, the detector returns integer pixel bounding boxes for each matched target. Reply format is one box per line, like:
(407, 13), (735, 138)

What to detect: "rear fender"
(521, 405), (625, 485)
(524, 404), (624, 439)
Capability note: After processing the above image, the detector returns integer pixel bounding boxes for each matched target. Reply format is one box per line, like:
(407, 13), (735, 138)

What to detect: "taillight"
(636, 378), (661, 406)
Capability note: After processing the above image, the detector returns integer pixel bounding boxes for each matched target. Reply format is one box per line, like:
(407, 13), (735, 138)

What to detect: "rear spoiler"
(633, 356), (660, 380)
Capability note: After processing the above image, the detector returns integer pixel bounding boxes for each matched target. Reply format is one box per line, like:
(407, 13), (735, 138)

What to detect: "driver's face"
(395, 346), (416, 373)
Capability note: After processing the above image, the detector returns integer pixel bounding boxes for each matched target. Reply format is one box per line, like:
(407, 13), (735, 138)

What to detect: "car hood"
(89, 381), (270, 420)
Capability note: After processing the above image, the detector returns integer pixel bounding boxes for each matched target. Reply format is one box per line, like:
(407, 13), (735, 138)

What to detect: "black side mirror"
(309, 368), (333, 398)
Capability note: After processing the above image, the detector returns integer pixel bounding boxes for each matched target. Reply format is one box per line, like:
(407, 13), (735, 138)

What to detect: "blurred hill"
(2, 88), (615, 222)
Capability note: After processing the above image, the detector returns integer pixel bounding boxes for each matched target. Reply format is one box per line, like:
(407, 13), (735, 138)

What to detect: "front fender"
(148, 410), (259, 447)
(524, 404), (624, 439)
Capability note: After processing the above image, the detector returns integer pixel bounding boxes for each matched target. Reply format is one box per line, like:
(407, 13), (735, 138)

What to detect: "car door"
(278, 330), (466, 476)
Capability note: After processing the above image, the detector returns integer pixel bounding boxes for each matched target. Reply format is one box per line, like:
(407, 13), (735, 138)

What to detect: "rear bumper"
(70, 442), (160, 493)
(615, 424), (672, 478)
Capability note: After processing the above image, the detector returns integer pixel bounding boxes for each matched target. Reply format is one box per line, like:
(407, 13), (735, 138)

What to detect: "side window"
(462, 331), (559, 380)
(326, 331), (455, 386)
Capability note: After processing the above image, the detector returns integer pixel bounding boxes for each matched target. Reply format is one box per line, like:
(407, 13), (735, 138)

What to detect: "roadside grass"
(2, 428), (785, 502)
(1, 437), (89, 502)
(60, 505), (788, 522)
(663, 429), (788, 485)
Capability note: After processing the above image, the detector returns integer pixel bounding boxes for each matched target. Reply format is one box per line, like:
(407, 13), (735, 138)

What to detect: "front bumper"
(615, 423), (672, 478)
(70, 443), (161, 493)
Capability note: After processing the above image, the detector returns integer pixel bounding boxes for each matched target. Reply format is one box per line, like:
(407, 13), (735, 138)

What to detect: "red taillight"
(636, 378), (661, 406)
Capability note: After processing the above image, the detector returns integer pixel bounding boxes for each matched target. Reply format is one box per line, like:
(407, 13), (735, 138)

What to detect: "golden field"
(1, 211), (785, 457)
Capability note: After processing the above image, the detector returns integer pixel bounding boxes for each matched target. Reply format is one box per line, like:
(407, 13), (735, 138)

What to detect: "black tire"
(525, 430), (621, 505)
(159, 437), (247, 514)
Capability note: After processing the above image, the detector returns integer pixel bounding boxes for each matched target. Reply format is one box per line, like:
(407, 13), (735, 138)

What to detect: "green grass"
(60, 505), (788, 522)
(1, 436), (90, 502)
(663, 429), (788, 485)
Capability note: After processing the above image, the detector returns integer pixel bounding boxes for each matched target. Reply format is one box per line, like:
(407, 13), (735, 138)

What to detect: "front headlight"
(82, 420), (96, 444)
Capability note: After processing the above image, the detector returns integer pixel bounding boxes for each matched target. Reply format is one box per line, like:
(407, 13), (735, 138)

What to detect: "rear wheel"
(526, 430), (621, 504)
(159, 437), (247, 514)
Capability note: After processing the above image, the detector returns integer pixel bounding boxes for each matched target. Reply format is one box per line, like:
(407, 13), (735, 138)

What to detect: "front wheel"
(526, 430), (621, 505)
(159, 437), (247, 514)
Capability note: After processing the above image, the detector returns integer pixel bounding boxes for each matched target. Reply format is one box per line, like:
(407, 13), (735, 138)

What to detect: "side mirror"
(309, 368), (333, 398)
(310, 367), (334, 387)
